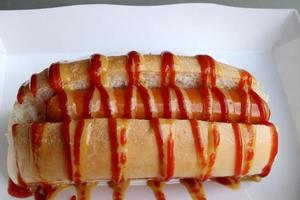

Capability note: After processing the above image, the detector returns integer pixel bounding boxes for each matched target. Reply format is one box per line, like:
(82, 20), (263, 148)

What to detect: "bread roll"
(10, 119), (277, 185)
(16, 52), (266, 106)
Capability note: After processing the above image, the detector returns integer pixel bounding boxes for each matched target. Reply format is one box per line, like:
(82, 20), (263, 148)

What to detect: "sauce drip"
(34, 184), (59, 200)
(124, 51), (152, 119)
(199, 87), (211, 121)
(108, 118), (122, 184)
(73, 120), (85, 183)
(75, 183), (95, 200)
(70, 195), (77, 200)
(238, 69), (268, 123)
(197, 55), (233, 123)
(137, 85), (152, 119)
(212, 177), (240, 190)
(109, 180), (130, 200)
(10, 124), (31, 197)
(189, 119), (206, 177)
(180, 178), (206, 200)
(30, 74), (38, 97)
(211, 87), (228, 122)
(48, 63), (62, 92)
(161, 51), (175, 86)
(173, 85), (188, 119)
(31, 123), (45, 176)
(57, 91), (70, 120)
(249, 90), (268, 123)
(17, 85), (26, 104)
(119, 127), (128, 180)
(260, 122), (278, 177)
(147, 180), (166, 200)
(150, 118), (174, 181)
(203, 124), (220, 180)
(242, 124), (255, 175)
(161, 86), (171, 118)
(161, 52), (188, 118)
(238, 89), (249, 123)
(7, 178), (32, 198)
(239, 70), (252, 90)
(88, 54), (112, 117)
(232, 123), (243, 177)
(124, 85), (134, 118)
(196, 55), (216, 87)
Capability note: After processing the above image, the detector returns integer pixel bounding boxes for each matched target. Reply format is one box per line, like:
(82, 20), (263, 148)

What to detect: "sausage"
(45, 87), (270, 123)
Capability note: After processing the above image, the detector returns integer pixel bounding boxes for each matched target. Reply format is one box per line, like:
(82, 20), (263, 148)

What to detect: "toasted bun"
(12, 119), (274, 184)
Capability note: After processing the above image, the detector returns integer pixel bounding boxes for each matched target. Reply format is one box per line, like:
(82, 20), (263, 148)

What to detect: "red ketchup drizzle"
(124, 85), (133, 118)
(9, 124), (32, 198)
(260, 122), (278, 177)
(239, 69), (268, 123)
(124, 51), (152, 119)
(88, 54), (112, 117)
(161, 51), (188, 118)
(31, 123), (45, 173)
(70, 195), (77, 200)
(57, 90), (70, 121)
(213, 177), (240, 189)
(137, 85), (152, 119)
(196, 55), (216, 87)
(147, 180), (166, 200)
(249, 90), (268, 123)
(160, 52), (174, 87)
(196, 55), (217, 121)
(30, 74), (38, 97)
(189, 119), (206, 172)
(62, 120), (73, 180)
(34, 184), (56, 200)
(211, 87), (228, 122)
(120, 128), (127, 165)
(109, 180), (129, 200)
(150, 118), (174, 181)
(238, 70), (252, 123)
(166, 134), (174, 180)
(172, 86), (188, 119)
(214, 177), (239, 186)
(231, 123), (243, 177)
(238, 89), (249, 123)
(199, 87), (211, 121)
(48, 63), (62, 92)
(180, 178), (206, 200)
(73, 119), (85, 184)
(17, 86), (25, 104)
(203, 124), (220, 180)
(242, 124), (255, 175)
(8, 178), (32, 198)
(239, 70), (252, 90)
(161, 86), (171, 118)
(108, 118), (121, 184)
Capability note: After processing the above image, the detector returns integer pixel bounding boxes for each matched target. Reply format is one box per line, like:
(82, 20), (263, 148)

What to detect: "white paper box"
(0, 4), (299, 200)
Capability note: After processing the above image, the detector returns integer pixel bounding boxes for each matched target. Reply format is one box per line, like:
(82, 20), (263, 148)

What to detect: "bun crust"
(12, 119), (274, 184)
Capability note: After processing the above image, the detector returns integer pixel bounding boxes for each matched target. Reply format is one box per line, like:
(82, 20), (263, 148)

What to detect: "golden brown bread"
(10, 119), (275, 185)
(16, 54), (266, 105)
